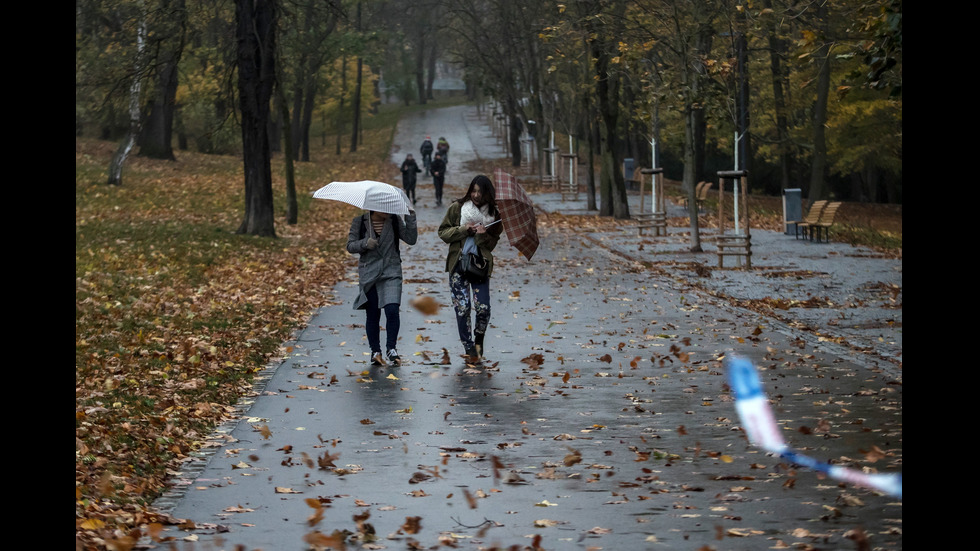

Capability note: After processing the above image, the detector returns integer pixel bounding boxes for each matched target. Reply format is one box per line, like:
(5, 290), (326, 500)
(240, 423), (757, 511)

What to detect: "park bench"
(794, 200), (827, 240)
(683, 181), (712, 210)
(810, 201), (843, 242)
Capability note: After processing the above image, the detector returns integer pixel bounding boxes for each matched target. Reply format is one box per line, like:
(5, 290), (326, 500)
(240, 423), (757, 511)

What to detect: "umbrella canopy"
(493, 169), (540, 260)
(313, 180), (412, 216)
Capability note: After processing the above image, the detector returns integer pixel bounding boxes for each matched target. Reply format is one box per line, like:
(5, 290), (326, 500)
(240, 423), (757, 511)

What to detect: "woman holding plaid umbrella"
(438, 174), (503, 364)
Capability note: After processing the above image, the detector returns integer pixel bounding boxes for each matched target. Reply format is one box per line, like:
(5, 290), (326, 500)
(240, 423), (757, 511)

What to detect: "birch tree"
(107, 0), (148, 186)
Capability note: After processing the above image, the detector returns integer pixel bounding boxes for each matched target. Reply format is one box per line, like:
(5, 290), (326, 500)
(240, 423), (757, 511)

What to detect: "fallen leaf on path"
(223, 505), (254, 513)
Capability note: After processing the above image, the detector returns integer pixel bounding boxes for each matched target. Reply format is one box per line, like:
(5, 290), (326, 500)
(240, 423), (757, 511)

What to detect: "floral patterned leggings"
(449, 270), (490, 351)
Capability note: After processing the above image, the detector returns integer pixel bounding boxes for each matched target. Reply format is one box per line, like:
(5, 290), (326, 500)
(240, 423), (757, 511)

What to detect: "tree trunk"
(336, 55), (346, 156)
(350, 3), (363, 153)
(350, 57), (363, 153)
(808, 18), (831, 202)
(300, 77), (316, 161)
(426, 42), (437, 100)
(735, 23), (750, 174)
(138, 0), (186, 161)
(506, 97), (522, 167)
(276, 35), (298, 224)
(415, 35), (427, 105)
(765, 0), (791, 190)
(139, 60), (179, 160)
(683, 103), (703, 252)
(108, 4), (147, 186)
(235, 0), (277, 237)
(589, 0), (629, 219)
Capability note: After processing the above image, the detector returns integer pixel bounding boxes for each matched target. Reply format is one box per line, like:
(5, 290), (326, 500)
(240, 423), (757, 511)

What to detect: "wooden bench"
(794, 200), (827, 240)
(683, 181), (712, 209)
(810, 201), (842, 242)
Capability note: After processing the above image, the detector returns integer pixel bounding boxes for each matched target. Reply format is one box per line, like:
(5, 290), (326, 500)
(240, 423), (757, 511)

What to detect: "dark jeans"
(433, 176), (445, 204)
(365, 286), (400, 353)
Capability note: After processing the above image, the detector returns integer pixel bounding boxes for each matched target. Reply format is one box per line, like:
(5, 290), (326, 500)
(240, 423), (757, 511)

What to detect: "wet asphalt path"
(151, 105), (902, 551)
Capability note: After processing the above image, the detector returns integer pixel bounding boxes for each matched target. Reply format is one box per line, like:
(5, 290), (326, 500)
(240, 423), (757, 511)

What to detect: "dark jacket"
(438, 201), (503, 278)
(400, 159), (421, 186)
(347, 212), (418, 309)
(420, 140), (433, 155)
(430, 157), (446, 179)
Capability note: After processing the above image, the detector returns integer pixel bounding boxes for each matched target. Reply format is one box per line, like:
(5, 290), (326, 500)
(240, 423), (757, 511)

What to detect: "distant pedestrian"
(438, 174), (503, 364)
(436, 136), (450, 164)
(400, 154), (421, 205)
(420, 136), (434, 176)
(430, 153), (447, 206)
(347, 209), (418, 366)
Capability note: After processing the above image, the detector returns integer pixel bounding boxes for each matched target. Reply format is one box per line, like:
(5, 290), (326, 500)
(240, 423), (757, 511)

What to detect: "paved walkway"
(151, 105), (902, 551)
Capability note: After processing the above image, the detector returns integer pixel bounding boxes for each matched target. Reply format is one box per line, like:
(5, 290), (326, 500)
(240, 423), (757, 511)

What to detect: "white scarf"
(460, 200), (495, 227)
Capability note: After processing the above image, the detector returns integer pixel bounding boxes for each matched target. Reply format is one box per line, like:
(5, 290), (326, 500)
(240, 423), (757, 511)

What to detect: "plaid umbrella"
(493, 169), (539, 260)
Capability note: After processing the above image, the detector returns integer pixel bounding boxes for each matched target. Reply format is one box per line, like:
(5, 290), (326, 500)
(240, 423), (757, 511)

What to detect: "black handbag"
(460, 252), (488, 283)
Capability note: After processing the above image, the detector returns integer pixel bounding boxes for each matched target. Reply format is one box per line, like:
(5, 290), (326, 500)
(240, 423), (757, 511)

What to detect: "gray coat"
(346, 212), (418, 310)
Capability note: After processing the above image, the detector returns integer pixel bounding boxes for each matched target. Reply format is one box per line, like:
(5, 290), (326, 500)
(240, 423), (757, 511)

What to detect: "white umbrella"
(313, 180), (412, 216)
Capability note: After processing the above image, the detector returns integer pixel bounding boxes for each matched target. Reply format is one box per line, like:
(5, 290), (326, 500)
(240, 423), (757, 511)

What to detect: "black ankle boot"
(474, 332), (485, 359)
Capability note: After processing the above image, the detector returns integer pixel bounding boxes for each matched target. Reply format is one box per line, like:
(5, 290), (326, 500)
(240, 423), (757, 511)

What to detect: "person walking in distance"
(347, 208), (418, 366)
(438, 175), (503, 364)
(430, 152), (447, 207)
(436, 136), (450, 164)
(400, 154), (421, 205)
(420, 136), (434, 177)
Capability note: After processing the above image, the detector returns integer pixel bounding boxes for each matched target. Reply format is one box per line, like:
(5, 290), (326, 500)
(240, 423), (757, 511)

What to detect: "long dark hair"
(456, 174), (500, 217)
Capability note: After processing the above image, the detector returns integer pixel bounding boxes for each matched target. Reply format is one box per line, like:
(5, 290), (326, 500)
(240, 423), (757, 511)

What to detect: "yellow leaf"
(80, 518), (105, 530)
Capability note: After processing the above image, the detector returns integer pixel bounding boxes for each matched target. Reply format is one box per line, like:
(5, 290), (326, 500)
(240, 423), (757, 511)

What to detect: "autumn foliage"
(75, 136), (389, 549)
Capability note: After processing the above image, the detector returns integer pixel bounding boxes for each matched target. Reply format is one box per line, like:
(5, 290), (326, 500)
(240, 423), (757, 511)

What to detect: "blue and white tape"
(727, 356), (902, 498)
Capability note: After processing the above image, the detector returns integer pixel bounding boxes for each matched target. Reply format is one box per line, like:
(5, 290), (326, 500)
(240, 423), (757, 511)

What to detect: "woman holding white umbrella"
(333, 182), (418, 367)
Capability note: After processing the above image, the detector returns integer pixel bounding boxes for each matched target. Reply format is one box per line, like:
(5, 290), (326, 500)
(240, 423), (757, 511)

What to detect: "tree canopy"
(76, 0), (902, 228)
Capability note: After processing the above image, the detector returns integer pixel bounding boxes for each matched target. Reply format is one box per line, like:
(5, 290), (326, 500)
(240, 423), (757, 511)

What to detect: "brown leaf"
(521, 353), (545, 369)
(564, 447), (583, 467)
(303, 530), (347, 550)
(410, 296), (441, 316)
(400, 516), (422, 535)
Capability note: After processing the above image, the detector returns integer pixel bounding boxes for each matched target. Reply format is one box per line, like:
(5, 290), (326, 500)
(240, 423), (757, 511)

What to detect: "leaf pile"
(75, 136), (389, 550)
